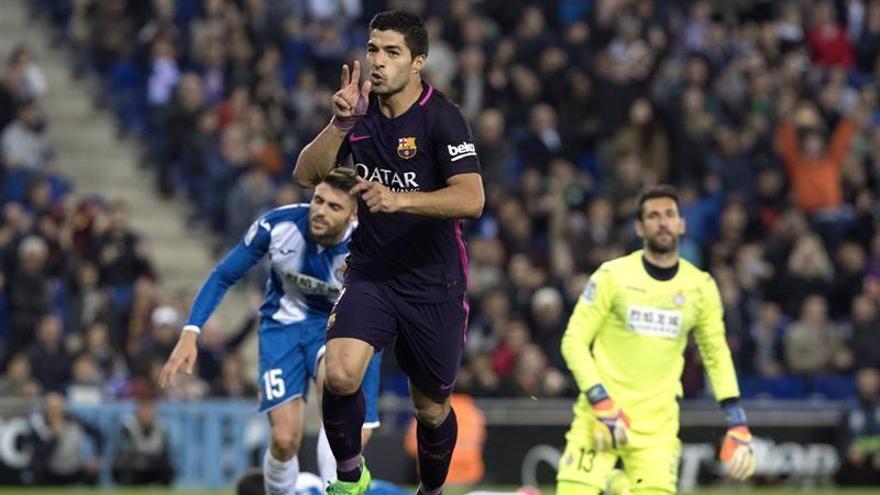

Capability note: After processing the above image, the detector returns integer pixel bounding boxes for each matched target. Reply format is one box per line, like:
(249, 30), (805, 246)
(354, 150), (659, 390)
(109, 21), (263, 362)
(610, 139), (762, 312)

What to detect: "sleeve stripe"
(450, 152), (478, 162)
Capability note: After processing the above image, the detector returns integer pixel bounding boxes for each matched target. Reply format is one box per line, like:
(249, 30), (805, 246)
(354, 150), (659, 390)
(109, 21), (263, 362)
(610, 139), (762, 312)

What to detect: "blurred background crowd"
(3, 0), (880, 420)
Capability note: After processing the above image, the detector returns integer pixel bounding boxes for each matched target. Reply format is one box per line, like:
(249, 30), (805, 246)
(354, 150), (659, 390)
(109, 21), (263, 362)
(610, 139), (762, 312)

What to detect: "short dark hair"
(236, 468), (264, 495)
(636, 184), (680, 220)
(322, 166), (358, 192)
(369, 10), (429, 58)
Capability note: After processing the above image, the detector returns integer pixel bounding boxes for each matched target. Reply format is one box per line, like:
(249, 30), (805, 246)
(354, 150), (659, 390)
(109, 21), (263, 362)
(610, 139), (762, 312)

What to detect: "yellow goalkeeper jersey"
(561, 250), (740, 443)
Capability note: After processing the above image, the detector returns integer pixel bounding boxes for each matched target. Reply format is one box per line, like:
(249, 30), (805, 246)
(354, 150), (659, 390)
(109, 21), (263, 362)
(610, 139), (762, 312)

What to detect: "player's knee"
(270, 425), (301, 460)
(324, 364), (360, 395)
(414, 401), (450, 429)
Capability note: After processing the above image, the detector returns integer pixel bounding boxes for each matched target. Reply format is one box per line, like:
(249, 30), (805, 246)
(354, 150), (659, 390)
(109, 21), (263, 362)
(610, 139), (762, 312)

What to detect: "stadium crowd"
(4, 0), (880, 411)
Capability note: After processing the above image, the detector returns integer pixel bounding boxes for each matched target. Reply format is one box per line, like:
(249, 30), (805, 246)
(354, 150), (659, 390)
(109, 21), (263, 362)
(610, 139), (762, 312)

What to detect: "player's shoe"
(605, 468), (631, 495)
(326, 463), (372, 495)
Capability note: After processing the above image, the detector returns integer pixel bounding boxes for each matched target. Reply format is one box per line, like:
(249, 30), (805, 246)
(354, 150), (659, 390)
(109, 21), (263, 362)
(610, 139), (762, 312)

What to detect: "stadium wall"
(0, 399), (845, 490)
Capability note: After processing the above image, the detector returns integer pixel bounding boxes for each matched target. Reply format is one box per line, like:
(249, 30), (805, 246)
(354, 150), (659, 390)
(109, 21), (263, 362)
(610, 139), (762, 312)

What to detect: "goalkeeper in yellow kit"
(556, 185), (756, 495)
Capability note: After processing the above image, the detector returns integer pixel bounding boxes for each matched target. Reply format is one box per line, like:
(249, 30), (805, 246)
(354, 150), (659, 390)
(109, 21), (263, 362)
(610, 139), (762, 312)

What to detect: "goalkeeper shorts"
(556, 432), (681, 494)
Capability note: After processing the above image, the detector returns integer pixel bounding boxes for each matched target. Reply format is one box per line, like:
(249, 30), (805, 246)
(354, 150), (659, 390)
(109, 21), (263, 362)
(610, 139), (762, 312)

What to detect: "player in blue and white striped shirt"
(160, 168), (382, 495)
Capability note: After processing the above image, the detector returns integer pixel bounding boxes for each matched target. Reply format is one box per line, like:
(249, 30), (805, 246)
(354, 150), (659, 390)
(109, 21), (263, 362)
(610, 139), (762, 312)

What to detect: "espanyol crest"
(397, 136), (417, 159)
(673, 291), (685, 307)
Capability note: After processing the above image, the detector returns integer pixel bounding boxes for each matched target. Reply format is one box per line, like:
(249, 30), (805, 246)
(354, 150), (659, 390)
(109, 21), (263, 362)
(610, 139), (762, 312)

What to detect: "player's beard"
(645, 230), (678, 254)
(371, 71), (409, 96)
(309, 217), (345, 245)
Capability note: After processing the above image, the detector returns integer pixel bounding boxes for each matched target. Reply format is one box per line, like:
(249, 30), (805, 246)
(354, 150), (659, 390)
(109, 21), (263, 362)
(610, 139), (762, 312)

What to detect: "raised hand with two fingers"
(331, 60), (372, 132)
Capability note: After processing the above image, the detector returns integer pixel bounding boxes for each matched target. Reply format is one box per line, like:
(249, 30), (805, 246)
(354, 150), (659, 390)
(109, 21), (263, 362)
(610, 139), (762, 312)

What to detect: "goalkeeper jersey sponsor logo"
(625, 306), (683, 339)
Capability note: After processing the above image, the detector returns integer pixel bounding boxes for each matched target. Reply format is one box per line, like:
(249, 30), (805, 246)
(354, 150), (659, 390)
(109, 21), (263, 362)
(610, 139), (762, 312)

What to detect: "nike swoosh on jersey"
(349, 133), (371, 142)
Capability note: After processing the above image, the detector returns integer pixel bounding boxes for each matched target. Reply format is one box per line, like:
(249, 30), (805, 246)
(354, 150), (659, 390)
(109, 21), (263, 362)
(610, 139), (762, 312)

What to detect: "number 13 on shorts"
(263, 368), (286, 400)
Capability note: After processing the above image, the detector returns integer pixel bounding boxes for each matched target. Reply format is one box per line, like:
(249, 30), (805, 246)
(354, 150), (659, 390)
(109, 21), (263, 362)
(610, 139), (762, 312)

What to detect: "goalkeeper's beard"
(645, 233), (678, 255)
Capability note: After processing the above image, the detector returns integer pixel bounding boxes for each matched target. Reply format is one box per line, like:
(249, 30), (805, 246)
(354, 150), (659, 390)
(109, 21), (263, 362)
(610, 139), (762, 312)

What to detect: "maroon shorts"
(327, 278), (468, 400)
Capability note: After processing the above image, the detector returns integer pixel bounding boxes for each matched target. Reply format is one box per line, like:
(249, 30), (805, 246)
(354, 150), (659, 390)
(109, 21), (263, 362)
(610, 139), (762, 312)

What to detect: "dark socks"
(416, 407), (458, 494)
(322, 385), (365, 482)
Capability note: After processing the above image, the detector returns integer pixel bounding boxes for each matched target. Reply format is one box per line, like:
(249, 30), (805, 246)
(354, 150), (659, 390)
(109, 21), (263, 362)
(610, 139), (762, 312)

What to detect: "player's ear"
(411, 54), (426, 74)
(679, 217), (687, 236)
(634, 218), (645, 239)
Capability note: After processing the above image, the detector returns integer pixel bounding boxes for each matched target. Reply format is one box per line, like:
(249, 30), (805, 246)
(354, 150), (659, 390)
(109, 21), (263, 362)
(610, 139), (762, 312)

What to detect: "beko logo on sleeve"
(447, 141), (477, 162)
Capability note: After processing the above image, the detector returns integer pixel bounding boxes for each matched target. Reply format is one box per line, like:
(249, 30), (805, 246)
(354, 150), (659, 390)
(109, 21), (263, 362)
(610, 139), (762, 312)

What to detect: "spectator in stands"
(836, 367), (880, 486)
(780, 234), (835, 317)
(66, 354), (104, 405)
(0, 57), (27, 130)
(5, 235), (50, 356)
(162, 72), (205, 197)
(849, 295), (880, 369)
(785, 294), (852, 376)
(27, 314), (71, 393)
(857, 1), (880, 72)
(509, 344), (567, 398)
(29, 392), (102, 486)
(832, 242), (869, 318)
(1, 98), (51, 171)
(529, 286), (566, 370)
(775, 102), (858, 244)
(92, 199), (153, 290)
(607, 97), (669, 184)
(88, 0), (134, 76)
(211, 352), (257, 399)
(80, 320), (127, 382)
(202, 123), (252, 232)
(467, 352), (505, 396)
(224, 166), (274, 249)
(8, 44), (47, 99)
(747, 302), (788, 378)
(0, 352), (40, 398)
(132, 305), (180, 379)
(491, 319), (531, 381)
(112, 381), (173, 485)
(91, 199), (154, 348)
(808, 0), (856, 69)
(474, 108), (516, 190)
(519, 103), (563, 172)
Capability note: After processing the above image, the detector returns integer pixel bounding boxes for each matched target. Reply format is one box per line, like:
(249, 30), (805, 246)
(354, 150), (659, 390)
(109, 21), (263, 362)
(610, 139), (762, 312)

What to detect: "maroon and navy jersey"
(335, 82), (481, 302)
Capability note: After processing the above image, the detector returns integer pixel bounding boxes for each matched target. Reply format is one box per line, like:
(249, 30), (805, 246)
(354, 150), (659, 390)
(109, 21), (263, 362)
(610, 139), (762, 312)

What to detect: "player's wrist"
(331, 113), (360, 132)
(182, 324), (201, 336)
(585, 383), (611, 406)
(721, 399), (747, 428)
(395, 191), (413, 212)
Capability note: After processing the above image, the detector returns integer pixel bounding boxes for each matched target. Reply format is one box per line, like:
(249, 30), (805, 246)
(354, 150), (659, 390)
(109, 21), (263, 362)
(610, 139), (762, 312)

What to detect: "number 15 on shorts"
(263, 369), (285, 400)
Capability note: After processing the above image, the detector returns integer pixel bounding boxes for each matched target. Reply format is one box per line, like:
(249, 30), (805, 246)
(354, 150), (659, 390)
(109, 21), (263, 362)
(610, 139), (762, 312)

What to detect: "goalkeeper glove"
(586, 384), (630, 451)
(719, 403), (756, 480)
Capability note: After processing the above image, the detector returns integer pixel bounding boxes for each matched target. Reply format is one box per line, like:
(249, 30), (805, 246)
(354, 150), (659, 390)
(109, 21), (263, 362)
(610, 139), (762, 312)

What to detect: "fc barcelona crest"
(397, 137), (417, 159)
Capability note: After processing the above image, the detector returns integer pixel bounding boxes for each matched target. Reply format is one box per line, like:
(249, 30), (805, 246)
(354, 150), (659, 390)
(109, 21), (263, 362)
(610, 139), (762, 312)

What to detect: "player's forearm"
(396, 181), (484, 219)
(294, 123), (347, 188)
(561, 331), (603, 391)
(186, 245), (260, 329)
(695, 326), (741, 400)
(561, 305), (603, 391)
(185, 269), (234, 329)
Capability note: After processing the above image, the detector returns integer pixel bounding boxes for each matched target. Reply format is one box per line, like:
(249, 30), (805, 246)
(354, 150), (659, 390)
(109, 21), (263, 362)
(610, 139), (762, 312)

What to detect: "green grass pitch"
(2, 488), (879, 495)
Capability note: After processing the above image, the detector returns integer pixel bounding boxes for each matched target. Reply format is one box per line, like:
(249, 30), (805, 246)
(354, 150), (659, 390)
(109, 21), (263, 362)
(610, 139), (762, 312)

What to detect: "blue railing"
(69, 400), (262, 489)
